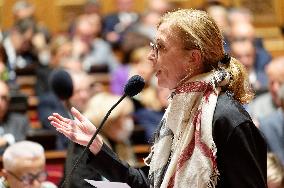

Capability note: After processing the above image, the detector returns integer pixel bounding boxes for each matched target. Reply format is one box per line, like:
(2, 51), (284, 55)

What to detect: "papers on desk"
(84, 179), (131, 188)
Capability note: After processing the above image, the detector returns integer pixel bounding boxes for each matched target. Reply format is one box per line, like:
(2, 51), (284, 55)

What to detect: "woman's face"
(148, 22), (202, 89)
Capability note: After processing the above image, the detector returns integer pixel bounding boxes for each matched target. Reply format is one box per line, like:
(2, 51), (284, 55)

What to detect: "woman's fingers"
(50, 121), (71, 132)
(71, 107), (86, 122)
(49, 116), (71, 129)
(56, 127), (89, 147)
(56, 127), (77, 142)
(52, 113), (71, 124)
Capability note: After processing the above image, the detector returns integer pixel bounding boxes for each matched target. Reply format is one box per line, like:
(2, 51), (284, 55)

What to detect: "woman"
(48, 9), (267, 188)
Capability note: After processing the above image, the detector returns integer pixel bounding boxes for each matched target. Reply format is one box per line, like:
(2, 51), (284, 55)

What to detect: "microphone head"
(124, 75), (145, 97)
(49, 69), (73, 100)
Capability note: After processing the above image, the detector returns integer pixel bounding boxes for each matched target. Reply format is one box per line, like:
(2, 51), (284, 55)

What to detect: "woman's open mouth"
(156, 70), (161, 77)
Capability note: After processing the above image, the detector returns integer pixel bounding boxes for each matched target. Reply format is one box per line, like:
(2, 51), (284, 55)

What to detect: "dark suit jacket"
(259, 109), (284, 165)
(86, 92), (267, 188)
(0, 112), (30, 154)
(38, 92), (69, 150)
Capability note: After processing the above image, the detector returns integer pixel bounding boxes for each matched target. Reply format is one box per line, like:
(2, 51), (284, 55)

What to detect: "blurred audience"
(102, 0), (139, 49)
(248, 57), (284, 123)
(267, 152), (284, 188)
(83, 0), (101, 16)
(229, 22), (271, 93)
(229, 21), (268, 50)
(84, 92), (137, 166)
(35, 35), (72, 96)
(111, 46), (153, 95)
(11, 0), (51, 67)
(259, 84), (284, 165)
(206, 4), (230, 51)
(3, 18), (38, 81)
(60, 57), (83, 72)
(0, 28), (3, 42)
(130, 0), (175, 41)
(72, 14), (119, 73)
(0, 45), (9, 82)
(134, 86), (170, 142)
(147, 0), (175, 15)
(0, 80), (30, 155)
(129, 10), (160, 41)
(230, 39), (268, 94)
(0, 141), (57, 188)
(12, 0), (51, 53)
(227, 7), (254, 26)
(38, 68), (89, 150)
(12, 0), (35, 22)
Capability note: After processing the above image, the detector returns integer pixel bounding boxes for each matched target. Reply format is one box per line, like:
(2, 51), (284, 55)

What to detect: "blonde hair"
(158, 9), (254, 104)
(84, 92), (134, 127)
(267, 152), (284, 187)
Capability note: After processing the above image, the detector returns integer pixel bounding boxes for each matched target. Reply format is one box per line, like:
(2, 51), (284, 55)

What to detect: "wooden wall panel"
(0, 0), (3, 26)
(0, 0), (283, 33)
(1, 0), (60, 32)
(0, 0), (148, 33)
(232, 0), (284, 26)
(1, 0), (15, 29)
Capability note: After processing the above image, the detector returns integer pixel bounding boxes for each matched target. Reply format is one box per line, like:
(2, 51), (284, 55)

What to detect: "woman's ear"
(188, 49), (202, 64)
(184, 49), (204, 75)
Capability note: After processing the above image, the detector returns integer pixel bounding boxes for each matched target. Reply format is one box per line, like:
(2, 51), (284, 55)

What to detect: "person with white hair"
(0, 141), (57, 188)
(12, 0), (35, 21)
(0, 80), (30, 154)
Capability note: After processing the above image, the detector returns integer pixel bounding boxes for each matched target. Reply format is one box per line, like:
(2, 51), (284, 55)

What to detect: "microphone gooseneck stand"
(60, 94), (127, 188)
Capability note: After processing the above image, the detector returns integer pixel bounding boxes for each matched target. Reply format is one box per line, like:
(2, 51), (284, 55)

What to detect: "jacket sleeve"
(214, 120), (267, 188)
(86, 143), (150, 188)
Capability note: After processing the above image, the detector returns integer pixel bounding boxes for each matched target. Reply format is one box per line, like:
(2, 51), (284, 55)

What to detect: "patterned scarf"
(145, 70), (230, 188)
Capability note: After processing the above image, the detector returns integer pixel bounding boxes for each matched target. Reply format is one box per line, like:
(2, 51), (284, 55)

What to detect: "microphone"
(124, 75), (145, 97)
(49, 69), (73, 100)
(60, 75), (145, 188)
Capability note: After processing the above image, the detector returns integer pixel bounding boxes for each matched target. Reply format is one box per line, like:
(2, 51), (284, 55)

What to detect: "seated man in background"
(258, 84), (284, 165)
(134, 86), (170, 142)
(229, 22), (271, 95)
(230, 40), (268, 94)
(0, 141), (57, 188)
(0, 80), (29, 154)
(247, 57), (284, 122)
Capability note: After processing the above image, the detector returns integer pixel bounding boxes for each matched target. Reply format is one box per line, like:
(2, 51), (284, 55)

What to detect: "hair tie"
(220, 53), (231, 65)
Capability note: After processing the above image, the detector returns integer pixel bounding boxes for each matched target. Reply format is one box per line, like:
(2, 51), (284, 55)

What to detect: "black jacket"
(87, 92), (267, 188)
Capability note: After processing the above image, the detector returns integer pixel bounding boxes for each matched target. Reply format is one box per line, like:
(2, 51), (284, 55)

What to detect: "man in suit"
(102, 0), (138, 49)
(0, 80), (30, 154)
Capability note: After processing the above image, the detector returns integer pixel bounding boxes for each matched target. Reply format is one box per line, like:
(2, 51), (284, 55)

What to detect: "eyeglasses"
(150, 42), (158, 58)
(7, 170), (48, 185)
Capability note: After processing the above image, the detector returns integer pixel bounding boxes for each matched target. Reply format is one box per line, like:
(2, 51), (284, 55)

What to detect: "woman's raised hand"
(48, 107), (103, 154)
